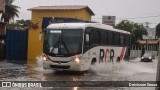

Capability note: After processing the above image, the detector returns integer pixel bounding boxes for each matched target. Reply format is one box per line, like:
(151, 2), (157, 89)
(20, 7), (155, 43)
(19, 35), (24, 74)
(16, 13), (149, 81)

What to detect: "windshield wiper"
(61, 40), (69, 54)
(53, 36), (69, 54)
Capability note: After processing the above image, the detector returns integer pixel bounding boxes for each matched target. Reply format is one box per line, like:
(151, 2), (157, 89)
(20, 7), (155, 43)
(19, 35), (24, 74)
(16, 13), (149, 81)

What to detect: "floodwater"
(0, 56), (157, 90)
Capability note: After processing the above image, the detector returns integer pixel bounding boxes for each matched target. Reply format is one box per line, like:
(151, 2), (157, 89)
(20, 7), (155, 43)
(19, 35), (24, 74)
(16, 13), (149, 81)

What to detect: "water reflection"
(72, 77), (79, 81)
(72, 87), (78, 90)
(41, 75), (47, 81)
(40, 71), (82, 81)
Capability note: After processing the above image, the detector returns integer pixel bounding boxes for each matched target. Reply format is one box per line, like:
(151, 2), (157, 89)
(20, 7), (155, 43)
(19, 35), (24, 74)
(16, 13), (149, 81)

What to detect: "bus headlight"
(43, 56), (47, 61)
(75, 57), (80, 64)
(42, 53), (50, 61)
(72, 55), (81, 64)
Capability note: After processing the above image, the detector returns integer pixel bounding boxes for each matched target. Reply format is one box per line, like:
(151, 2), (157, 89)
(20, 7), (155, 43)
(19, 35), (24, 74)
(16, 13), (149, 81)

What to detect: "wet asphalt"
(0, 58), (157, 90)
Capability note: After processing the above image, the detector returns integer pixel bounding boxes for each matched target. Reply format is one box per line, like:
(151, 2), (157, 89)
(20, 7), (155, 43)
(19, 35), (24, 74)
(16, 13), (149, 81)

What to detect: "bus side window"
(114, 32), (120, 45)
(90, 30), (100, 45)
(108, 31), (114, 45)
(125, 34), (131, 46)
(105, 31), (108, 45)
(100, 30), (107, 45)
(120, 34), (125, 46)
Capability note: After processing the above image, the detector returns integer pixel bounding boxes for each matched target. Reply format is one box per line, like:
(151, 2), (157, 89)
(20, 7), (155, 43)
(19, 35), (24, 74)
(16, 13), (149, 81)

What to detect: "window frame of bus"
(84, 27), (131, 47)
(84, 27), (101, 46)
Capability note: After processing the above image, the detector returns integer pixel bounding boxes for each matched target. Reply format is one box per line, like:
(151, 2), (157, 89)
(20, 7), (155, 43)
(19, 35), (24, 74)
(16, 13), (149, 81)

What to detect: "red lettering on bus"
(120, 47), (125, 60)
(104, 49), (110, 62)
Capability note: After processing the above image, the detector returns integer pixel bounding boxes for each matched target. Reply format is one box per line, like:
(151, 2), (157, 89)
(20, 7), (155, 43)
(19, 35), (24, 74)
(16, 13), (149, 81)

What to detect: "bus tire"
(91, 58), (96, 65)
(117, 56), (120, 62)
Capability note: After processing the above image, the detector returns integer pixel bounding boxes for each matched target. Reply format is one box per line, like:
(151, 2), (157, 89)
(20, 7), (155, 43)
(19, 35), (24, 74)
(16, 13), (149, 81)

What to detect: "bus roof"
(47, 23), (130, 34)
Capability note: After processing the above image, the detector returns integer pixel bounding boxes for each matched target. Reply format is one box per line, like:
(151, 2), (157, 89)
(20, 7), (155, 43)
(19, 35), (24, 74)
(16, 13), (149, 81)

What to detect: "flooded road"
(0, 57), (157, 90)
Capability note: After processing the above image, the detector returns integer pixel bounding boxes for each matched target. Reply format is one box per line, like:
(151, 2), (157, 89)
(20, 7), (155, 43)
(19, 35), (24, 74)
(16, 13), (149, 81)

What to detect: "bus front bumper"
(43, 60), (81, 71)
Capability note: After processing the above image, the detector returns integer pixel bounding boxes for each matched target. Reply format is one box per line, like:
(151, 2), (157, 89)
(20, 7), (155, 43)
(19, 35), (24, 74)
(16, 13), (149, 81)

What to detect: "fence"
(130, 45), (158, 59)
(6, 29), (28, 63)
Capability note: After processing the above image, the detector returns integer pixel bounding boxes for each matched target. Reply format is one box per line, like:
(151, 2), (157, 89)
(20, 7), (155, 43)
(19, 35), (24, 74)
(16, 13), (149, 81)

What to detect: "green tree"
(16, 19), (29, 28)
(156, 23), (160, 38)
(7, 19), (39, 30)
(7, 19), (28, 30)
(115, 20), (147, 44)
(1, 0), (20, 22)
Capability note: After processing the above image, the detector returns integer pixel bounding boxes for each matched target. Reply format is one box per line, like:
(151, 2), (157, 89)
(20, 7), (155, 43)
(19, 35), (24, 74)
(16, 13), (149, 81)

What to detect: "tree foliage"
(156, 23), (160, 38)
(1, 0), (20, 22)
(115, 20), (147, 44)
(7, 19), (39, 30)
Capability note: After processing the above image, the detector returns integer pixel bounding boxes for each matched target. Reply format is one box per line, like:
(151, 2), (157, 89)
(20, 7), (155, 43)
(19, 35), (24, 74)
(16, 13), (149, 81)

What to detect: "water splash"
(35, 56), (53, 73)
(89, 59), (157, 76)
(36, 56), (44, 71)
(35, 56), (156, 75)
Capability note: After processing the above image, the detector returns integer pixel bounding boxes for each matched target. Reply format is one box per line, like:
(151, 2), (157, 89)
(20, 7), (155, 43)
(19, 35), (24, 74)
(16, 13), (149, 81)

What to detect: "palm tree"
(1, 0), (20, 22)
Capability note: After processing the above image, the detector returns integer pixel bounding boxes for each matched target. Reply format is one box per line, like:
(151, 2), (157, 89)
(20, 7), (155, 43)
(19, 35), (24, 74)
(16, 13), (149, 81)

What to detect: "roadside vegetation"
(115, 20), (148, 45)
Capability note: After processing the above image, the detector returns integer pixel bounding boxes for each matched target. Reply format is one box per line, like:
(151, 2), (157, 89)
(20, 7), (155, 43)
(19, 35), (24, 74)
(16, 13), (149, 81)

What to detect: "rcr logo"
(2, 82), (11, 87)
(99, 48), (114, 63)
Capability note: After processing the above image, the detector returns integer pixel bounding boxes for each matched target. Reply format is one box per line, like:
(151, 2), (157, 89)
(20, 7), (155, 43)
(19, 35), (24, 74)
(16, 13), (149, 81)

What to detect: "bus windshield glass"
(43, 29), (83, 56)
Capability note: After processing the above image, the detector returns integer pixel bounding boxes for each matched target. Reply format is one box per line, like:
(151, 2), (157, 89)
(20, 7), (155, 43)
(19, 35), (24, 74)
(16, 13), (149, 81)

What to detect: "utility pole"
(145, 22), (150, 28)
(144, 22), (150, 52)
(146, 38), (148, 51)
(156, 40), (160, 90)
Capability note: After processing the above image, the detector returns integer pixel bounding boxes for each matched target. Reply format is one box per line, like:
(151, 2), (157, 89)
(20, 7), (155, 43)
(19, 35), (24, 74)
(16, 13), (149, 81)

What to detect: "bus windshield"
(43, 29), (83, 56)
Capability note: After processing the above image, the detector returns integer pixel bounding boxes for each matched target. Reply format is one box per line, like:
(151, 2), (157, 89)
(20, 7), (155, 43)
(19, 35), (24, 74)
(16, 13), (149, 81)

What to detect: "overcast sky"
(13, 0), (160, 27)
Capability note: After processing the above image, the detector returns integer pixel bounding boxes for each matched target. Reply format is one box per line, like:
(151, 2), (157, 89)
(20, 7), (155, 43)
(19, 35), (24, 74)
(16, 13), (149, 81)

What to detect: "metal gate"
(6, 29), (28, 63)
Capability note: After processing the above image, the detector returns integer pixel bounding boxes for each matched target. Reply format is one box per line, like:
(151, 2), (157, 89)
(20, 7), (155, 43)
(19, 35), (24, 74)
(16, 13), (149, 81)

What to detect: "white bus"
(43, 23), (131, 71)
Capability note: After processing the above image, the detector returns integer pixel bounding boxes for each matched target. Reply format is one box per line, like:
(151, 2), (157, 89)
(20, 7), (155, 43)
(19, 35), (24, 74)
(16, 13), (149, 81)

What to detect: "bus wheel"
(91, 58), (96, 65)
(117, 56), (120, 62)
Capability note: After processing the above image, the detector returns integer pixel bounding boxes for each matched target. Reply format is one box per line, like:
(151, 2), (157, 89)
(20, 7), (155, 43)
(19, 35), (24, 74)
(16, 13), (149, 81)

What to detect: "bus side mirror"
(85, 34), (89, 46)
(86, 34), (89, 42)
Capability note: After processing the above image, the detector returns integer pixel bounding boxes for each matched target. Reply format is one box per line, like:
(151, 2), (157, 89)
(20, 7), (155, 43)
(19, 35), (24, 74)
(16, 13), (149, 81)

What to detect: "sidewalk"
(0, 60), (26, 68)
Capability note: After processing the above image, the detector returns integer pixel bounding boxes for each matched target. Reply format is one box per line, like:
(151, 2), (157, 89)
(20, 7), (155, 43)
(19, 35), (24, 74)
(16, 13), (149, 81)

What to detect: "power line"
(92, 15), (160, 20)
(119, 15), (160, 20)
